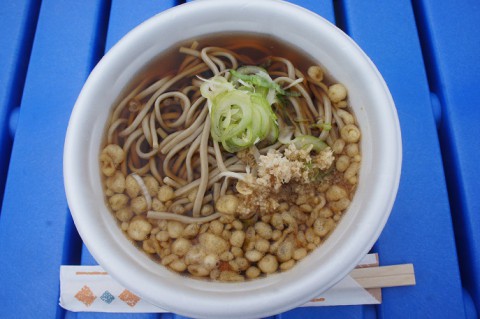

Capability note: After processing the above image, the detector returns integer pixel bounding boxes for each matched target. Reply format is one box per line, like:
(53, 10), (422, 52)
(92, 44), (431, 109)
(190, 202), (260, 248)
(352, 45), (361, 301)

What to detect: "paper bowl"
(64, 0), (401, 318)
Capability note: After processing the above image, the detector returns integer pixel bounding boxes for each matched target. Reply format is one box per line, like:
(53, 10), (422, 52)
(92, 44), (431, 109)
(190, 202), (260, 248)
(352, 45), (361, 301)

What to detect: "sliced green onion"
(210, 90), (252, 142)
(200, 68), (284, 153)
(206, 90), (278, 153)
(264, 118), (279, 145)
(311, 122), (332, 131)
(230, 69), (300, 97)
(199, 76), (234, 100)
(291, 135), (328, 152)
(277, 119), (294, 144)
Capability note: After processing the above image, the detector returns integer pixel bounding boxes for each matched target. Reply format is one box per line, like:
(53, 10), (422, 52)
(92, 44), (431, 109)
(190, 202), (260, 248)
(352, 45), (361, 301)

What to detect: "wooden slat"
(74, 1), (177, 318)
(105, 0), (178, 52)
(413, 0), (480, 315)
(0, 0), (40, 211)
(285, 0), (336, 24)
(340, 0), (466, 318)
(0, 1), (109, 318)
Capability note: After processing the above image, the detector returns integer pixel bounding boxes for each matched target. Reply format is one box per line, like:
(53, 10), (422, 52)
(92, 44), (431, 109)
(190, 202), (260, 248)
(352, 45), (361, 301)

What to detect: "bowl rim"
(64, 0), (402, 318)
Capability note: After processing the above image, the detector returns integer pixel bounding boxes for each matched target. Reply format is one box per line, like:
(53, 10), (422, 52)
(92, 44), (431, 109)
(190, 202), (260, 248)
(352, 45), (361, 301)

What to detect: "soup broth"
(100, 33), (361, 281)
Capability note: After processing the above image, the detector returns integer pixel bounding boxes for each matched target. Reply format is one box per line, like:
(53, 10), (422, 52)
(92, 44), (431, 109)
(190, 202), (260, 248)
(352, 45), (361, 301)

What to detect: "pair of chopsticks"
(350, 264), (416, 289)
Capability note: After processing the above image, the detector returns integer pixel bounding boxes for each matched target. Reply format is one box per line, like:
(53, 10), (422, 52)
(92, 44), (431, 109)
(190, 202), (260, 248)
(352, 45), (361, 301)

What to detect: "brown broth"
(116, 32), (335, 104)
(101, 32), (360, 282)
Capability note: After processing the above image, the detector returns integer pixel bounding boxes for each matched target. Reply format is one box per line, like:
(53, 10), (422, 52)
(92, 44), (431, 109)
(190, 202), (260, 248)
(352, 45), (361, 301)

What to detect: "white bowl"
(64, 0), (401, 318)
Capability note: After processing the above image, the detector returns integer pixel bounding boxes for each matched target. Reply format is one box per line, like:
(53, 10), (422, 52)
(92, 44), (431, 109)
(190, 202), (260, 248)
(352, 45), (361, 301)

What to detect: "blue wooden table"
(0, 1), (479, 318)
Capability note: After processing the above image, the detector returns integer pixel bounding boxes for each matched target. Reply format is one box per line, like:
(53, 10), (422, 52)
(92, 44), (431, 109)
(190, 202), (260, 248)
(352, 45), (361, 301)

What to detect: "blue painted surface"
(0, 1), (109, 318)
(340, 1), (466, 318)
(276, 1), (365, 319)
(104, 0), (177, 52)
(285, 0), (336, 24)
(0, 0), (41, 211)
(74, 2), (176, 319)
(412, 0), (480, 315)
(0, 0), (477, 318)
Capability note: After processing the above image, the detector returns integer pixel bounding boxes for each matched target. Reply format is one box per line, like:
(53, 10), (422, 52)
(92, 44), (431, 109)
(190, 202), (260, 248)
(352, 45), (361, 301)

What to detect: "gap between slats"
(59, 1), (113, 318)
(0, 0), (42, 213)
(62, 0), (113, 265)
(410, 1), (476, 316)
(333, 2), (380, 319)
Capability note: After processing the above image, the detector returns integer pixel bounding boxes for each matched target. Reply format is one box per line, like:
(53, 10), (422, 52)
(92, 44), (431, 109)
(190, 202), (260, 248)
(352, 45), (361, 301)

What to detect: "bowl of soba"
(64, 0), (401, 318)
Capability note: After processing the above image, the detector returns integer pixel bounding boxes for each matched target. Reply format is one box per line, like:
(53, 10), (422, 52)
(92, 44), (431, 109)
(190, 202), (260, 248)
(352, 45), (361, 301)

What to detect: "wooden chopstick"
(350, 264), (415, 289)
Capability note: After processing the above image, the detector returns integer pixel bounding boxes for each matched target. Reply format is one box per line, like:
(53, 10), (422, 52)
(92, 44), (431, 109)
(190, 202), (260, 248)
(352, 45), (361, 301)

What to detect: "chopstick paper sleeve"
(59, 253), (415, 312)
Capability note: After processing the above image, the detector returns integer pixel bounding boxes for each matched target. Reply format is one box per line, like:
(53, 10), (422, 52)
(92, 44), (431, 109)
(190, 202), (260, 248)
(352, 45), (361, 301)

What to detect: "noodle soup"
(100, 33), (361, 281)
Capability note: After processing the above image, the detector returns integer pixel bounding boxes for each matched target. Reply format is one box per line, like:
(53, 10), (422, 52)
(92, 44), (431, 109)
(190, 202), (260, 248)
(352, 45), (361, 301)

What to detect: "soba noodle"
(100, 36), (361, 281)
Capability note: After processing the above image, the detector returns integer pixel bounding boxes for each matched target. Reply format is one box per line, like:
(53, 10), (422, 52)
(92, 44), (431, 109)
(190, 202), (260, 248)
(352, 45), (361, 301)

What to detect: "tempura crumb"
(235, 143), (334, 217)
(257, 150), (306, 190)
(284, 143), (312, 162)
(314, 147), (335, 170)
